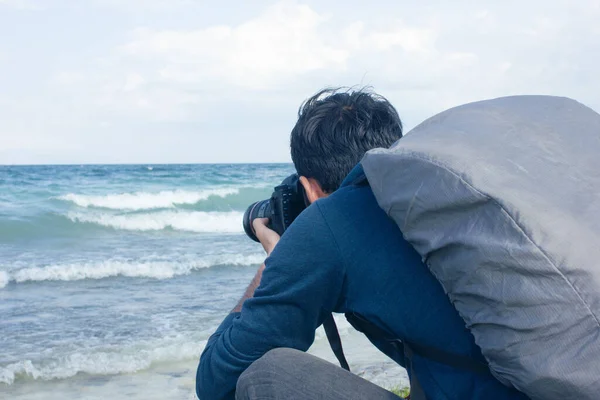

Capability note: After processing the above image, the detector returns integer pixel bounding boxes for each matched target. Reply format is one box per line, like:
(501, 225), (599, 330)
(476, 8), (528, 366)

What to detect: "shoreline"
(1, 320), (409, 399)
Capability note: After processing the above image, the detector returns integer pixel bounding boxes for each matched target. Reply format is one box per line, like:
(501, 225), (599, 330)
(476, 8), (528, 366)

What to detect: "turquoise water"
(0, 164), (407, 399)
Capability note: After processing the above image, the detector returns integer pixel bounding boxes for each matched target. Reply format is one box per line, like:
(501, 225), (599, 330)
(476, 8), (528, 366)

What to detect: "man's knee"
(236, 348), (300, 400)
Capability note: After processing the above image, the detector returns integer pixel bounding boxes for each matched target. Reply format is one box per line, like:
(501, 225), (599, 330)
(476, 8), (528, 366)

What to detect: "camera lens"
(242, 199), (272, 242)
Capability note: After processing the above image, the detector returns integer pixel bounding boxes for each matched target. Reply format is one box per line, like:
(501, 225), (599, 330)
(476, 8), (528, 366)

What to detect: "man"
(196, 88), (527, 399)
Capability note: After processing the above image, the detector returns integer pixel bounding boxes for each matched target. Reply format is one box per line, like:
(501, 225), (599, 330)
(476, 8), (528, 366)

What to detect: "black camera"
(243, 174), (308, 242)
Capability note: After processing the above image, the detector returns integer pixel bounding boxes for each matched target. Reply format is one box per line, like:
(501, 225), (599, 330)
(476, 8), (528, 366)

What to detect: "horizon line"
(0, 161), (294, 167)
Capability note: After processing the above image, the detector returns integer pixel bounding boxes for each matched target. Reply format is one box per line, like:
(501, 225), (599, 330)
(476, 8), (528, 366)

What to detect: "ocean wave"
(0, 338), (207, 385)
(67, 210), (244, 233)
(0, 271), (8, 289)
(58, 188), (240, 210)
(2, 253), (264, 285)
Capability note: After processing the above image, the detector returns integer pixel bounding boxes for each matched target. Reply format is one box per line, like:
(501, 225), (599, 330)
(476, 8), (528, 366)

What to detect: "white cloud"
(53, 71), (86, 85)
(3, 0), (600, 164)
(120, 2), (350, 90)
(71, 2), (449, 122)
(123, 73), (146, 92)
(93, 0), (194, 10)
(365, 25), (435, 53)
(106, 0), (600, 123)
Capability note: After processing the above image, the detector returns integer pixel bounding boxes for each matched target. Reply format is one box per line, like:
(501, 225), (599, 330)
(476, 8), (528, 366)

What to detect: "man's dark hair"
(290, 87), (403, 193)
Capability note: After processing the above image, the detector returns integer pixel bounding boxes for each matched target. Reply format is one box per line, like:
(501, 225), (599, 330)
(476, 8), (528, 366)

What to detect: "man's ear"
(299, 176), (328, 204)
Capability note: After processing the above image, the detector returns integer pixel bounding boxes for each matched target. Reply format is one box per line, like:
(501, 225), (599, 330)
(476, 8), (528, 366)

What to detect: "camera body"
(243, 174), (307, 242)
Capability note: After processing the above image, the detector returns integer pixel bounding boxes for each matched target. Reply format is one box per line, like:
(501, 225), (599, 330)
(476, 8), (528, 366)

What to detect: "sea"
(0, 164), (408, 400)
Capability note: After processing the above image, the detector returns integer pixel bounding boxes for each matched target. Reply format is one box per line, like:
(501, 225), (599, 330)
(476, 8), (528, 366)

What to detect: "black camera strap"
(323, 314), (350, 371)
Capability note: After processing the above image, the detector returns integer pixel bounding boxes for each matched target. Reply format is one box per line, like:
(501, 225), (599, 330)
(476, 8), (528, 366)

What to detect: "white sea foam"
(0, 321), (407, 387)
(0, 338), (207, 385)
(5, 253), (264, 284)
(0, 270), (9, 288)
(67, 210), (244, 233)
(59, 188), (239, 210)
(0, 318), (408, 389)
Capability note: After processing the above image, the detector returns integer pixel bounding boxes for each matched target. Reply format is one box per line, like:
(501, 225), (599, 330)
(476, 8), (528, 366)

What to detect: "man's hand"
(230, 218), (278, 313)
(252, 218), (281, 256)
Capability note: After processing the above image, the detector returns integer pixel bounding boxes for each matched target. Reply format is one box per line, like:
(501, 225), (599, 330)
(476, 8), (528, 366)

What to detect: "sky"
(1, 0), (599, 164)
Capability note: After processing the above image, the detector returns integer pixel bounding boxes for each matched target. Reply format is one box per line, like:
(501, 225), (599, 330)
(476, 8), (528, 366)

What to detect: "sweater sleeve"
(196, 202), (345, 400)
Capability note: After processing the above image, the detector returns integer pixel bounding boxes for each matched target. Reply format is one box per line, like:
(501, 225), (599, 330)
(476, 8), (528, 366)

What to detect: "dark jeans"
(236, 348), (403, 400)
